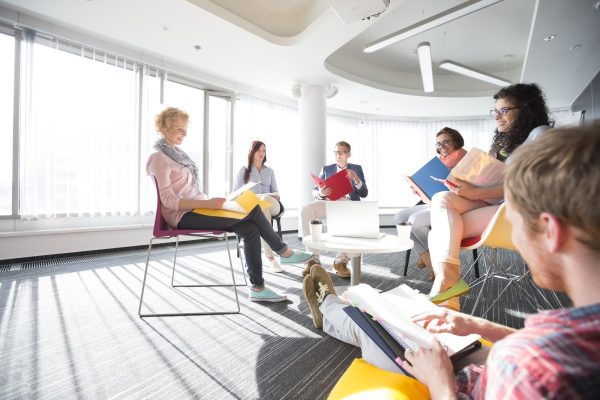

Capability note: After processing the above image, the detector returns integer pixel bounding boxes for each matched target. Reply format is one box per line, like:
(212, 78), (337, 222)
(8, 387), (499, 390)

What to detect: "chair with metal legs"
(461, 203), (563, 318)
(138, 176), (247, 318)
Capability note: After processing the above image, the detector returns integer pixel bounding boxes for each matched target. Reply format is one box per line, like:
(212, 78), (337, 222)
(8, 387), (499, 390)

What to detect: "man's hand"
(403, 339), (456, 399)
(319, 185), (333, 199)
(411, 308), (476, 337)
(346, 169), (361, 186)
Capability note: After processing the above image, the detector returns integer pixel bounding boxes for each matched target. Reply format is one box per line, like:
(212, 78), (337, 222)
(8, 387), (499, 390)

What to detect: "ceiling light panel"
(364, 0), (503, 53)
(439, 60), (510, 86)
(417, 42), (434, 92)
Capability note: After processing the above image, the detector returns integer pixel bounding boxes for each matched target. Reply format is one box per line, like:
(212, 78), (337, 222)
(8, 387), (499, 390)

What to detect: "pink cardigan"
(146, 151), (207, 227)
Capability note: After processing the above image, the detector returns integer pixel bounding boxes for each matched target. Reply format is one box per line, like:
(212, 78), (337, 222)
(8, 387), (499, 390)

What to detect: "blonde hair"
(505, 122), (600, 251)
(154, 107), (189, 134)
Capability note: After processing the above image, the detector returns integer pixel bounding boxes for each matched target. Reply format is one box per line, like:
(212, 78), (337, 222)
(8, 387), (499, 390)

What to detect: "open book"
(193, 182), (271, 219)
(311, 170), (353, 201)
(343, 284), (481, 368)
(450, 148), (505, 187)
(404, 156), (450, 204)
(404, 148), (505, 204)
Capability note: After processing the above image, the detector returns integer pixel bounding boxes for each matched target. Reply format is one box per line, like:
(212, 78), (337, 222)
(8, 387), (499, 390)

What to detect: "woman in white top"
(234, 141), (283, 272)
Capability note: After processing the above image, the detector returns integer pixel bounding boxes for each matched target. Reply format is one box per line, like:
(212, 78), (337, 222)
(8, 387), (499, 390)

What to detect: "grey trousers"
(394, 204), (431, 256)
(320, 294), (405, 373)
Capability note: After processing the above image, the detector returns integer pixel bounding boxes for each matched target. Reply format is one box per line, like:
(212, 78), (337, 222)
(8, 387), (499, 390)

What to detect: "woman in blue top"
(234, 141), (284, 272)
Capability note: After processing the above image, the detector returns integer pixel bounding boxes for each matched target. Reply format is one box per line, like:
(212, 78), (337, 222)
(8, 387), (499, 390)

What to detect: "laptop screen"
(325, 201), (383, 239)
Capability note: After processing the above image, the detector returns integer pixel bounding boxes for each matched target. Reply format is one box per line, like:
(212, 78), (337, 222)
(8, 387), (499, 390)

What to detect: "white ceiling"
(0, 0), (599, 117)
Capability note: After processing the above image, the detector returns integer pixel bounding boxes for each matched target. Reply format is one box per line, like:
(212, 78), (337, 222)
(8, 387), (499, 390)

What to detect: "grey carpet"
(0, 229), (569, 399)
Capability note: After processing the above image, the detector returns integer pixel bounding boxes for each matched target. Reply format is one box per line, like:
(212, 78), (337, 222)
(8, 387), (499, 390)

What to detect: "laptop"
(326, 201), (385, 239)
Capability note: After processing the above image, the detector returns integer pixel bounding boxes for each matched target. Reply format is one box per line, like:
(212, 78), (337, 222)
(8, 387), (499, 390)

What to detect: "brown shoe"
(310, 264), (336, 299)
(426, 264), (435, 281)
(303, 264), (336, 329)
(303, 275), (322, 328)
(302, 258), (320, 276)
(416, 251), (430, 269)
(333, 261), (351, 278)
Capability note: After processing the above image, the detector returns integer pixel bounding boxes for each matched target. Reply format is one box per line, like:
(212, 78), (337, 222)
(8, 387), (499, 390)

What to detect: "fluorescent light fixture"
(417, 42), (434, 92)
(439, 60), (510, 86)
(364, 0), (503, 53)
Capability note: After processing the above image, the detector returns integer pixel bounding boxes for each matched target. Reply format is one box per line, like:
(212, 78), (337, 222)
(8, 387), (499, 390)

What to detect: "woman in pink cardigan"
(146, 107), (310, 303)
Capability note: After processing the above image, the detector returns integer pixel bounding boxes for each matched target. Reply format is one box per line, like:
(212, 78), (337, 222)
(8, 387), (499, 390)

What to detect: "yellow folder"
(193, 190), (271, 220)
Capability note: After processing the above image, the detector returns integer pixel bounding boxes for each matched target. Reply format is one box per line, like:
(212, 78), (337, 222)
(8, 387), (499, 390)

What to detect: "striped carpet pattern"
(0, 230), (568, 399)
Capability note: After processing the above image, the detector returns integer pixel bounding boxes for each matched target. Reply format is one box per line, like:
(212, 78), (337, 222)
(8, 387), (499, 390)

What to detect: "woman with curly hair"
(427, 83), (552, 305)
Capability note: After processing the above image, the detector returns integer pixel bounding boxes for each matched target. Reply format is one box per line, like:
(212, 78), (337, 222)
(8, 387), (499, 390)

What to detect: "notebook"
(404, 156), (450, 204)
(325, 201), (385, 239)
(343, 284), (482, 369)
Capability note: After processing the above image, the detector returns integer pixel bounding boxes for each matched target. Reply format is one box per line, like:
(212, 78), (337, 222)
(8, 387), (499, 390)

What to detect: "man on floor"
(300, 140), (368, 278)
(304, 123), (600, 399)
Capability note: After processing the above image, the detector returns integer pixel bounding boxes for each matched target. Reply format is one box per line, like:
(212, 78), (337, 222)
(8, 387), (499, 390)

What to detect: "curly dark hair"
(490, 83), (552, 160)
(243, 140), (267, 184)
(436, 127), (465, 154)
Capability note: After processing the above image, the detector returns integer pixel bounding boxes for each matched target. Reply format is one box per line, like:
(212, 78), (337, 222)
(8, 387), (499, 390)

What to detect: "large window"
(0, 32), (15, 216)
(19, 36), (137, 222)
(234, 95), (301, 208)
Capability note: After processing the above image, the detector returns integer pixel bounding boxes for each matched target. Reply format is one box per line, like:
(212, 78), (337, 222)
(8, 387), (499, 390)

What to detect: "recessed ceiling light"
(544, 34), (556, 41)
(193, 45), (202, 51)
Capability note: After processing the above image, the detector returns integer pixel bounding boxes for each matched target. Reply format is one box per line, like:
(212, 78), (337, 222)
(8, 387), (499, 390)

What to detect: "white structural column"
(298, 85), (327, 204)
(294, 84), (337, 235)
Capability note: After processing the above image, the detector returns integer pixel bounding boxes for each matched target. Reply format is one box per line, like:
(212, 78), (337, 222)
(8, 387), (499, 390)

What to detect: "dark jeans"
(178, 205), (287, 288)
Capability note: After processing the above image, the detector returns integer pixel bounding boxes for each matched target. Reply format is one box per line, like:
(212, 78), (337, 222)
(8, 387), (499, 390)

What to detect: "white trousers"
(321, 294), (405, 373)
(429, 192), (499, 267)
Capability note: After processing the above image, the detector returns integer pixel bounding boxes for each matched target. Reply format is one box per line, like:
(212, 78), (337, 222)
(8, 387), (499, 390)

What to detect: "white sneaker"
(269, 258), (284, 273)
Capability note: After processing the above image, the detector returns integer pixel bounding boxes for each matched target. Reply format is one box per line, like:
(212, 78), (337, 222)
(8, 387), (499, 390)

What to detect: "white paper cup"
(396, 224), (411, 242)
(309, 223), (323, 241)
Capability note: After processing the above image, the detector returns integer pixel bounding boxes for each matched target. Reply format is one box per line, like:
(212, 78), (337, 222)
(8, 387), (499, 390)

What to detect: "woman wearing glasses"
(234, 141), (284, 272)
(395, 127), (467, 280)
(427, 83), (552, 307)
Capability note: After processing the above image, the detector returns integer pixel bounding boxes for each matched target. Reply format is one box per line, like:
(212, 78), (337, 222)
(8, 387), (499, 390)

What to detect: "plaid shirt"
(456, 303), (600, 399)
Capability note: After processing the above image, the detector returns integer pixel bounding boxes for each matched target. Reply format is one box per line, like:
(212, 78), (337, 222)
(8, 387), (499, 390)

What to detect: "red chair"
(138, 176), (246, 317)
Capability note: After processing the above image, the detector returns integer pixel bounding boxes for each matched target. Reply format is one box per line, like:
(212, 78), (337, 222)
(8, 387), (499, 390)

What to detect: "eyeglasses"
(490, 107), (519, 117)
(435, 139), (452, 148)
(333, 150), (349, 155)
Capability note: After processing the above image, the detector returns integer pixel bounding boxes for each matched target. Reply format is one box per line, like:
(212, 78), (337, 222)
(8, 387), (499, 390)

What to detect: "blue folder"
(406, 156), (450, 202)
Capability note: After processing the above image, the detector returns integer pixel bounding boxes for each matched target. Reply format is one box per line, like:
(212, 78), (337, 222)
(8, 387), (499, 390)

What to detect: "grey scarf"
(154, 139), (199, 182)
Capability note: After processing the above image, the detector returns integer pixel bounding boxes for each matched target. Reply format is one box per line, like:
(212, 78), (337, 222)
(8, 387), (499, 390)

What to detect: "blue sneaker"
(279, 250), (312, 264)
(249, 287), (288, 303)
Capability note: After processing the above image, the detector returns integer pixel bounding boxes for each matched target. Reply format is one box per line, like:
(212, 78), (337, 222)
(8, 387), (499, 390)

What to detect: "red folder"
(311, 170), (353, 201)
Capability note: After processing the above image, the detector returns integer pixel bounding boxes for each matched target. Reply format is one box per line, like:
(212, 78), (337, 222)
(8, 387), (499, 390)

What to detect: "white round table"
(302, 233), (414, 286)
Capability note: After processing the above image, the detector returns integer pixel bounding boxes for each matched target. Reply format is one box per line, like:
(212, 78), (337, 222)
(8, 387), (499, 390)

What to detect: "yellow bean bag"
(327, 358), (430, 400)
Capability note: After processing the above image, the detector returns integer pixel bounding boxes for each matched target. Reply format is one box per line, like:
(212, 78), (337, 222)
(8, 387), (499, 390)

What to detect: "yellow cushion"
(327, 358), (430, 400)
